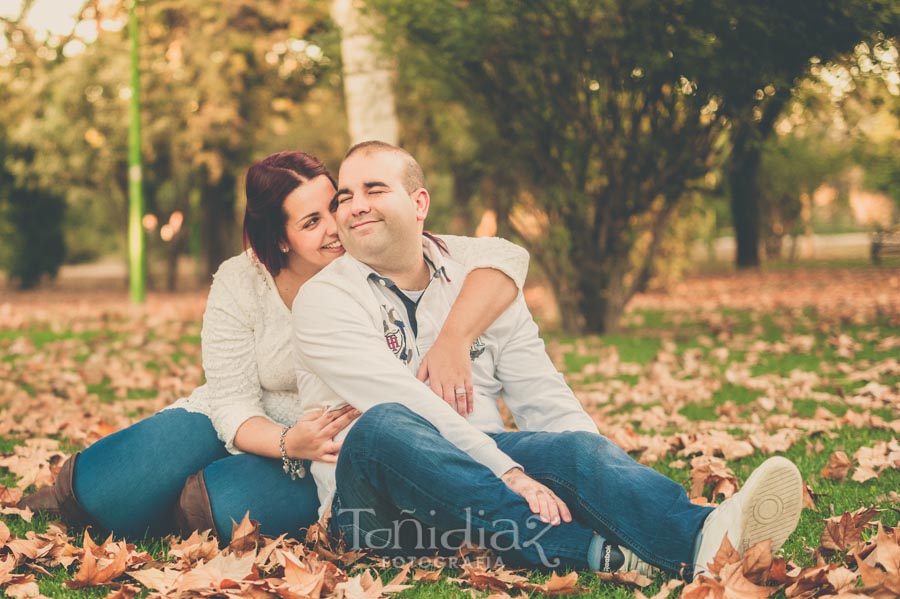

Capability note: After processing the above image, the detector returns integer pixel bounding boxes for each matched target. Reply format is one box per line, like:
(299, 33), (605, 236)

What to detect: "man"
(291, 141), (803, 578)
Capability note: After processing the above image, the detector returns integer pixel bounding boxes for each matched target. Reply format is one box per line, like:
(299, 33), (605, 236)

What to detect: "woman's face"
(281, 175), (345, 276)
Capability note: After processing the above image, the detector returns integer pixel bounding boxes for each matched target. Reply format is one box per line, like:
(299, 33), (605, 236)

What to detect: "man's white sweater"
(292, 236), (597, 517)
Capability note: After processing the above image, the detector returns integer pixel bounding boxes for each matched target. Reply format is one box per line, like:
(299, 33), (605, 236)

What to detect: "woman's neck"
(273, 260), (313, 309)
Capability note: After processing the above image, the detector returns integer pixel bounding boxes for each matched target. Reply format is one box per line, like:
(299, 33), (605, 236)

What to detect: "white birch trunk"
(331, 0), (398, 145)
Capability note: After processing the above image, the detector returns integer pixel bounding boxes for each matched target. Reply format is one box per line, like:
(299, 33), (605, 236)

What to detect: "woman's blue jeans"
(71, 408), (319, 541)
(332, 404), (712, 576)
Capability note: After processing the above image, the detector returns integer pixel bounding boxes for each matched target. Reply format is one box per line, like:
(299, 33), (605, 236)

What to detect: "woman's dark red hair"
(242, 151), (335, 277)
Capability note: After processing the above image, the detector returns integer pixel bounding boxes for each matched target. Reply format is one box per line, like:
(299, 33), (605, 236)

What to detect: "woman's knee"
(202, 454), (319, 541)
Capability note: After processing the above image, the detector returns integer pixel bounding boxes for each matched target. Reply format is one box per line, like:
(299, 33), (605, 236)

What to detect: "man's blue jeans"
(72, 408), (319, 540)
(332, 404), (712, 575)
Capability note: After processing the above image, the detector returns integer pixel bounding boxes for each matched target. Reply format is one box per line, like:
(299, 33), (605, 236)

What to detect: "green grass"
(86, 381), (117, 402)
(601, 335), (661, 365)
(86, 379), (158, 402)
(679, 401), (718, 422)
(0, 329), (107, 348)
(0, 436), (23, 453)
(749, 352), (830, 378)
(711, 384), (760, 406)
(563, 351), (600, 374)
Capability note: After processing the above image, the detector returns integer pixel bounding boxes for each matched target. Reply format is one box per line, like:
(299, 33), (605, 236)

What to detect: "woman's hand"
(283, 406), (360, 463)
(416, 332), (473, 417)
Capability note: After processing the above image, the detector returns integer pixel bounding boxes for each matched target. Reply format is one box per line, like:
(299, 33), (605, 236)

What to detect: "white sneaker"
(590, 535), (659, 577)
(693, 456), (803, 574)
(620, 546), (659, 578)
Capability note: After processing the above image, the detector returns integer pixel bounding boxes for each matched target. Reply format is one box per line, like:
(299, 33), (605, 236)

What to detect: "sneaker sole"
(737, 456), (803, 553)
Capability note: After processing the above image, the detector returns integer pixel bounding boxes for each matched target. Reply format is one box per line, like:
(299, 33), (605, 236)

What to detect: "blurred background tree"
(0, 138), (66, 289)
(368, 0), (899, 332)
(1, 0), (344, 289)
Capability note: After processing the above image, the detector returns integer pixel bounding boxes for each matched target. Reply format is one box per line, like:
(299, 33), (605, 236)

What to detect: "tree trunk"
(728, 92), (791, 269)
(332, 0), (398, 144)
(576, 253), (630, 334)
(728, 126), (762, 269)
(200, 171), (237, 280)
(165, 232), (187, 291)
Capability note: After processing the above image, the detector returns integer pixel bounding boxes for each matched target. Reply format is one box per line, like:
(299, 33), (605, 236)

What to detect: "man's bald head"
(344, 141), (425, 195)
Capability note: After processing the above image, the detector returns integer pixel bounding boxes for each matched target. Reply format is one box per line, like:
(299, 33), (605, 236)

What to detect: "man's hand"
(501, 468), (572, 525)
(416, 332), (474, 417)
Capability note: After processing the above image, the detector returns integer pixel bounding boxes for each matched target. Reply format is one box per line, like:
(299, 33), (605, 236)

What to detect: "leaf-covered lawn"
(1, 265), (899, 599)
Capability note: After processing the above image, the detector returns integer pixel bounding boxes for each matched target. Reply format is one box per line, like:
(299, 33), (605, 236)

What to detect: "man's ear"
(411, 188), (430, 222)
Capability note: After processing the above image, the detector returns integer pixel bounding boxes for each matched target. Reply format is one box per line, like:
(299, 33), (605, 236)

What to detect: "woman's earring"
(280, 245), (289, 254)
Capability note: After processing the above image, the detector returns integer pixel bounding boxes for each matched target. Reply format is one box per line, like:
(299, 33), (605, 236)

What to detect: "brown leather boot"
(17, 453), (91, 526)
(174, 470), (219, 538)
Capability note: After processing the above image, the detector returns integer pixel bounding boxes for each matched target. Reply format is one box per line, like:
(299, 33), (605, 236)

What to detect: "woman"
(19, 151), (529, 541)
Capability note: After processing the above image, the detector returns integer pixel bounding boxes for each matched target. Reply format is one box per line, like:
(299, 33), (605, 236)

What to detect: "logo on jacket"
(382, 306), (411, 364)
(469, 337), (486, 361)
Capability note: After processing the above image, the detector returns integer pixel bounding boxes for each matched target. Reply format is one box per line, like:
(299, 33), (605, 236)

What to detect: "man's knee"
(338, 403), (441, 484)
(568, 430), (607, 449)
(560, 431), (628, 464)
(345, 403), (431, 450)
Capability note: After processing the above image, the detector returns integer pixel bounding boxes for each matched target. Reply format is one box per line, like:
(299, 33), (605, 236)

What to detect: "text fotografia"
(335, 507), (562, 568)
(383, 554), (506, 569)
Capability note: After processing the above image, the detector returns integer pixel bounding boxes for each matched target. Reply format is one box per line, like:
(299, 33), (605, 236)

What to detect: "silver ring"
(454, 387), (466, 395)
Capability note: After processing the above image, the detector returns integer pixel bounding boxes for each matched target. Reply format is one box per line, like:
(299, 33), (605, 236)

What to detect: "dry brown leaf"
(5, 576), (51, 599)
(0, 506), (33, 523)
(634, 579), (684, 599)
(716, 561), (772, 598)
(0, 519), (11, 546)
(785, 563), (853, 598)
(174, 550), (258, 593)
(707, 534), (741, 577)
(741, 540), (773, 584)
(65, 541), (130, 589)
(280, 550), (326, 597)
(335, 568), (410, 599)
(101, 583), (141, 599)
(465, 569), (517, 592)
(255, 533), (289, 571)
(5, 536), (56, 562)
(0, 486), (24, 507)
(825, 566), (860, 594)
(690, 456), (739, 501)
(413, 568), (444, 583)
(385, 560), (413, 588)
(127, 567), (183, 594)
(595, 569), (653, 588)
(0, 554), (19, 585)
(519, 571), (586, 595)
(680, 574), (726, 599)
(230, 511), (262, 555)
(821, 508), (881, 553)
(169, 528), (219, 565)
(851, 465), (880, 483)
(821, 451), (853, 481)
(801, 483), (818, 512)
(862, 522), (900, 576)
(855, 554), (900, 599)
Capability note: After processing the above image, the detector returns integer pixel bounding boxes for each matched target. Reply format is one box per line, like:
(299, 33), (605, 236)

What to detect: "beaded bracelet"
(280, 425), (307, 480)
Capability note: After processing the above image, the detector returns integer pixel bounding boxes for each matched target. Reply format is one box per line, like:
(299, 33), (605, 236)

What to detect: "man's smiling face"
(333, 150), (428, 266)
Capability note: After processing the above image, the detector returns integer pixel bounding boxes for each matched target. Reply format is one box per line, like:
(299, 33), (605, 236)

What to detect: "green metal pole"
(127, 0), (145, 303)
